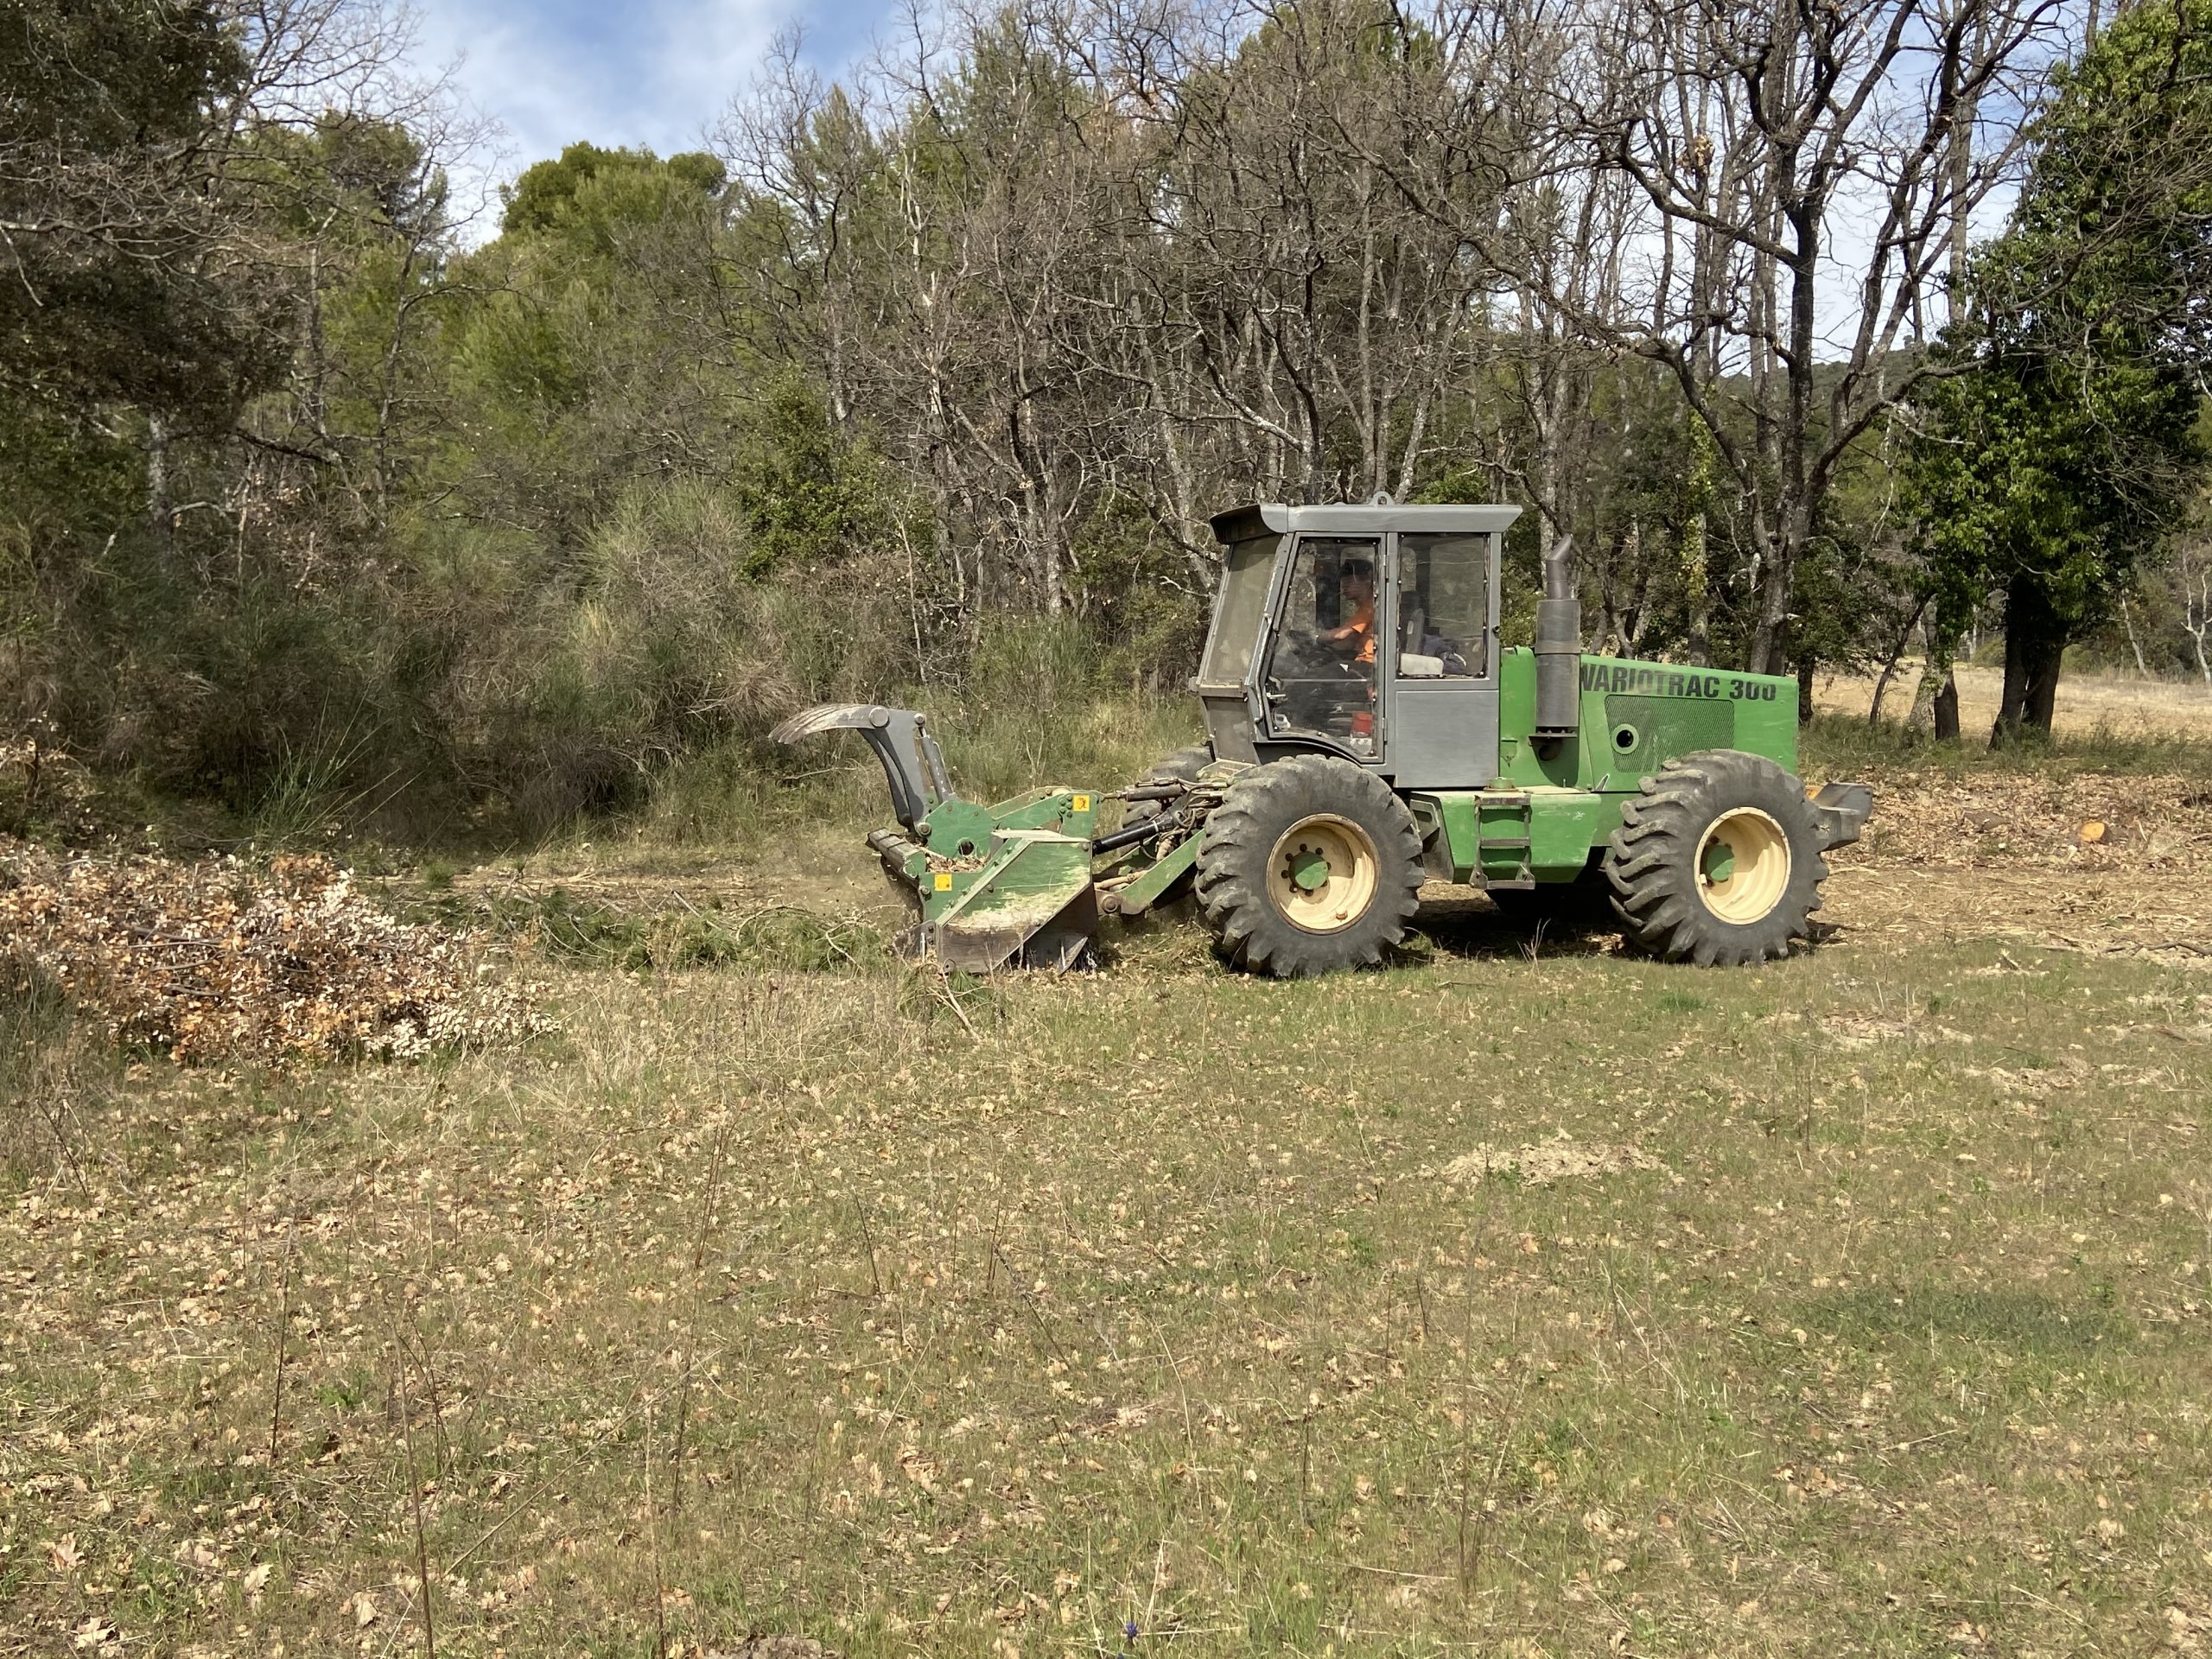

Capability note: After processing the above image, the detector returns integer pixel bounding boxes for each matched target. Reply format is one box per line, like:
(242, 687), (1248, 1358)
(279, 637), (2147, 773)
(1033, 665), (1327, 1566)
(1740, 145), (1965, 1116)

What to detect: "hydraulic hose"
(1093, 810), (1179, 854)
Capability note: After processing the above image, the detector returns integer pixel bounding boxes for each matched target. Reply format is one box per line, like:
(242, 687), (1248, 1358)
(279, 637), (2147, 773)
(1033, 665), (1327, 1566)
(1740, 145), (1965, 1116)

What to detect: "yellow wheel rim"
(1694, 806), (1790, 925)
(1268, 814), (1379, 934)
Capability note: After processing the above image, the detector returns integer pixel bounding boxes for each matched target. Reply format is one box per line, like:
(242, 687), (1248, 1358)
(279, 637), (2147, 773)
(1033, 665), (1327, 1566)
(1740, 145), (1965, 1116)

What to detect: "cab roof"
(1208, 501), (1522, 543)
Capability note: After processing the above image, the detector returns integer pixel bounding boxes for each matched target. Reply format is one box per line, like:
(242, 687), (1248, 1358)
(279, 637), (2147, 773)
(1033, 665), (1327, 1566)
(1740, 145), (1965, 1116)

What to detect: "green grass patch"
(1804, 1282), (2136, 1355)
(411, 880), (900, 974)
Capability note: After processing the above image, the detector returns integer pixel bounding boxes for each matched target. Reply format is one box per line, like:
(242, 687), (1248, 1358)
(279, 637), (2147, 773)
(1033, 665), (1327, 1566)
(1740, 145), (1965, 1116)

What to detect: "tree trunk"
(1934, 673), (1961, 740)
(147, 411), (174, 568)
(1992, 573), (2066, 743)
(2026, 652), (2062, 729)
(1753, 499), (1814, 676)
(2183, 558), (2212, 683)
(1681, 510), (1711, 667)
(1868, 596), (1929, 725)
(1796, 653), (1816, 723)
(2120, 594), (2149, 677)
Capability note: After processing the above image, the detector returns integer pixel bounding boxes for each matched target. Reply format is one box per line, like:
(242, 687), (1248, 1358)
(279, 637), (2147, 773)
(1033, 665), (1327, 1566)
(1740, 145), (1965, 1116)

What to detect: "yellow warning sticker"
(1071, 794), (1090, 812)
(933, 872), (953, 891)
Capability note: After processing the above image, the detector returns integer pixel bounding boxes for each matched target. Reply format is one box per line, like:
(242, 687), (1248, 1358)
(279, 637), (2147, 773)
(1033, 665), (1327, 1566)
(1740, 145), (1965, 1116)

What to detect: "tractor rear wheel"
(1603, 750), (1827, 966)
(1194, 755), (1423, 976)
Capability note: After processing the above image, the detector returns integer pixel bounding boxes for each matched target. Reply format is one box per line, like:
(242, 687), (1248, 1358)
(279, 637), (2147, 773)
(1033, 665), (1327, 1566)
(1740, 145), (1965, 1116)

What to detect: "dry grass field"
(6, 702), (2212, 1657)
(1816, 664), (2212, 741)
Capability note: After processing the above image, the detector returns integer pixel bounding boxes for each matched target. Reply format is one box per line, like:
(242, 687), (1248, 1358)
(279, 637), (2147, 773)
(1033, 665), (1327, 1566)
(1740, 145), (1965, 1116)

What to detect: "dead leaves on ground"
(0, 842), (551, 1063)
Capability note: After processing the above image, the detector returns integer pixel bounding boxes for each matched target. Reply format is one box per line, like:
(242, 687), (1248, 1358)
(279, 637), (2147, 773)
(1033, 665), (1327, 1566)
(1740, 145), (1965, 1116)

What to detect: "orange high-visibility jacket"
(1332, 600), (1376, 664)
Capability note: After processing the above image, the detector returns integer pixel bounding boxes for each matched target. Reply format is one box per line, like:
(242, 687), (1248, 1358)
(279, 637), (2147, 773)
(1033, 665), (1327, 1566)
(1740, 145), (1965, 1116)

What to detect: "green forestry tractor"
(774, 500), (1872, 976)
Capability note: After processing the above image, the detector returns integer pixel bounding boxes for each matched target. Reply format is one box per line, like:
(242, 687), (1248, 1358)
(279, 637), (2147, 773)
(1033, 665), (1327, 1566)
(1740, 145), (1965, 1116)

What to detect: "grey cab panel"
(1381, 527), (1504, 789)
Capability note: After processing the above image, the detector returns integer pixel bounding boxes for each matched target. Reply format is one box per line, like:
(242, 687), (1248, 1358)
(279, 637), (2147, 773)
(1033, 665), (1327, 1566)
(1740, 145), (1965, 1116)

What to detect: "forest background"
(5, 0), (2210, 845)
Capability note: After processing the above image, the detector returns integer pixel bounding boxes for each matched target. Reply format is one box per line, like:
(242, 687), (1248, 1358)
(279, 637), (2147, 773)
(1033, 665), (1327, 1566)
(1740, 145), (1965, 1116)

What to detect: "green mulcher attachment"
(770, 703), (1103, 970)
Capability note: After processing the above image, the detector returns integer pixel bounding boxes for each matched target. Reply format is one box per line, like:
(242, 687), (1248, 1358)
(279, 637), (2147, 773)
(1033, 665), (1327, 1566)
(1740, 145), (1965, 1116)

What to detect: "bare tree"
(2181, 531), (2212, 685)
(1354, 0), (2079, 673)
(1587, 0), (2080, 675)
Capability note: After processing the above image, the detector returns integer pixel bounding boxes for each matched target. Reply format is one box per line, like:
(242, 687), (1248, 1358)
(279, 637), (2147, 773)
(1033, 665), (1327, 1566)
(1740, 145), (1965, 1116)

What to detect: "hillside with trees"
(3, 0), (2209, 840)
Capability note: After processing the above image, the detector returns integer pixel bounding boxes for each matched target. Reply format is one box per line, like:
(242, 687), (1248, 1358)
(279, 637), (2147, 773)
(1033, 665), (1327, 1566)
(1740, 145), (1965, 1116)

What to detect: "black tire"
(1141, 744), (1213, 785)
(1603, 749), (1827, 966)
(1193, 754), (1423, 976)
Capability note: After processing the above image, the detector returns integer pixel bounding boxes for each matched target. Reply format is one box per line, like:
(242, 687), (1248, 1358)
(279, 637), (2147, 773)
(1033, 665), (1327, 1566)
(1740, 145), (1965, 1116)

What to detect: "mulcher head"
(772, 703), (1102, 970)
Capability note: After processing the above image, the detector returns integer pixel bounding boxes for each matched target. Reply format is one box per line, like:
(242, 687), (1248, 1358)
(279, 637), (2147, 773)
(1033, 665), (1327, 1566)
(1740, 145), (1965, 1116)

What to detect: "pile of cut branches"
(0, 845), (550, 1064)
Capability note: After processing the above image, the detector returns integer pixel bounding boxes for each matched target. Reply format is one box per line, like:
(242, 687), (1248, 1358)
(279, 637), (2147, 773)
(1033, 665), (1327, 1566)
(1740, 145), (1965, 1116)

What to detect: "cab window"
(1396, 532), (1490, 678)
(1199, 532), (1279, 688)
(1263, 536), (1380, 753)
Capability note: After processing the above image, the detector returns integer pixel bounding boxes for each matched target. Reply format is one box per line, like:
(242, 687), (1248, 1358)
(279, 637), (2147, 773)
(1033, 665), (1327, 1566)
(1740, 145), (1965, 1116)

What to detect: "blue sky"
(397, 1), (2013, 351)
(405, 0), (892, 231)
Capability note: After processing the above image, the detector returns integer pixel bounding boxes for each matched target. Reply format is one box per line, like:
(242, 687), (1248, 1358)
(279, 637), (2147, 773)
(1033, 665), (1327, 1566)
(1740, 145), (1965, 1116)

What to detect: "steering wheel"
(1273, 631), (1363, 677)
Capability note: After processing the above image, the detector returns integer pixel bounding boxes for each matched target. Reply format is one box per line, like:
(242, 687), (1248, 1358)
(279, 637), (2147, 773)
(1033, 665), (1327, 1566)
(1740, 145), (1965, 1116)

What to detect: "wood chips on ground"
(1843, 771), (2212, 870)
(1817, 766), (2212, 968)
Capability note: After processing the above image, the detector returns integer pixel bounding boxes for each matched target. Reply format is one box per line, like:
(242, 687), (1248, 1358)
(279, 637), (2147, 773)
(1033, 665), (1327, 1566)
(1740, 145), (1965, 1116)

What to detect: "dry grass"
(7, 756), (2212, 1656)
(1816, 663), (2212, 741)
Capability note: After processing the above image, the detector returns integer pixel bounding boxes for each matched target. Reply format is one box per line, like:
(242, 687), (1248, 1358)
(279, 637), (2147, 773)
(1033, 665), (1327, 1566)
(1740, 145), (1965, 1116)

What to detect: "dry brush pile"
(0, 844), (550, 1064)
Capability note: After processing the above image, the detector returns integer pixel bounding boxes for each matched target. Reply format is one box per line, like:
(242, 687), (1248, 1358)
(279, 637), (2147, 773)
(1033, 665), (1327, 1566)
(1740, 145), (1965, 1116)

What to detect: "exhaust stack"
(1533, 534), (1580, 741)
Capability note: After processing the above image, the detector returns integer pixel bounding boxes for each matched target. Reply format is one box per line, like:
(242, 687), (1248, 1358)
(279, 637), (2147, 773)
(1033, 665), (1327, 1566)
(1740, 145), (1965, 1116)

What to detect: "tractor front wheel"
(1603, 750), (1827, 965)
(1194, 755), (1423, 976)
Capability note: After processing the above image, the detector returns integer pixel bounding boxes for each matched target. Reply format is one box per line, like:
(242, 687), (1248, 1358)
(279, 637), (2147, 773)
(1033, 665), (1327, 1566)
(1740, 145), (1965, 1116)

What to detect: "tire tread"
(1602, 749), (1828, 967)
(1194, 755), (1423, 977)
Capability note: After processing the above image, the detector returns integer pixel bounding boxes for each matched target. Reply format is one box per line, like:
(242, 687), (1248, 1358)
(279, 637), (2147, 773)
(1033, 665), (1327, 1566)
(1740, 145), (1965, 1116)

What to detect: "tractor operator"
(1321, 559), (1377, 664)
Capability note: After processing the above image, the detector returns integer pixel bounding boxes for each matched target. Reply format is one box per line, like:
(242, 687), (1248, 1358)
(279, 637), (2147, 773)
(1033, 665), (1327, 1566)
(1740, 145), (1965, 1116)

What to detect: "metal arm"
(769, 703), (957, 831)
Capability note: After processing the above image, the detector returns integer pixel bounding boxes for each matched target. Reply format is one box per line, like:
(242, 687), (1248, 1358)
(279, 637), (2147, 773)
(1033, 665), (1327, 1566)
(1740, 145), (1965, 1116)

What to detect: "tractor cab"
(1198, 501), (1521, 788)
